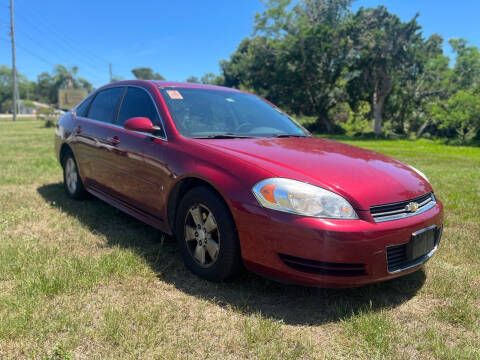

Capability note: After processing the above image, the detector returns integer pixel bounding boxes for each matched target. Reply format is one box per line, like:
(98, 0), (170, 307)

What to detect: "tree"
(222, 0), (353, 133)
(53, 65), (78, 89)
(201, 73), (214, 84)
(0, 65), (92, 110)
(52, 65), (92, 92)
(428, 89), (480, 142)
(413, 38), (479, 138)
(18, 80), (37, 101)
(348, 7), (422, 135)
(186, 76), (200, 83)
(131, 67), (165, 80)
(35, 72), (55, 104)
(0, 66), (33, 112)
(383, 34), (450, 135)
(449, 38), (480, 91)
(0, 66), (13, 113)
(200, 72), (224, 85)
(33, 65), (93, 105)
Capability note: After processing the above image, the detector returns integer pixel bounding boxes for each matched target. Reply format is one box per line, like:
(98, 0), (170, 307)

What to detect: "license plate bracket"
(407, 226), (436, 261)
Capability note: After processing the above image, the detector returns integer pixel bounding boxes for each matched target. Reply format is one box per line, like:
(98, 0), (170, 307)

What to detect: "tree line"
(0, 65), (164, 112)
(214, 0), (480, 142)
(1, 0), (479, 142)
(0, 64), (92, 113)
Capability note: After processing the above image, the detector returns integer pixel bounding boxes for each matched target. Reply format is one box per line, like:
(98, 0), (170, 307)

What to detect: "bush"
(36, 106), (57, 128)
(44, 119), (56, 128)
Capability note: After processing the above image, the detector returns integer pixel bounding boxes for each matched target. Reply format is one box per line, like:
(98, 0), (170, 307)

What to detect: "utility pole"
(109, 63), (113, 82)
(9, 0), (18, 122)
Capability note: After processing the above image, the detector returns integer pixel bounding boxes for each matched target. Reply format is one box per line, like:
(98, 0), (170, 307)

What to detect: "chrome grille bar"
(370, 193), (436, 223)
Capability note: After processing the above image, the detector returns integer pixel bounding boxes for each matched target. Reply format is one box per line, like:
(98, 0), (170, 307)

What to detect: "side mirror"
(123, 117), (159, 134)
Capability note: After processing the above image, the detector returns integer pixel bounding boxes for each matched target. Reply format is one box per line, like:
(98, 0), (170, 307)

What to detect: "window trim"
(115, 87), (128, 124)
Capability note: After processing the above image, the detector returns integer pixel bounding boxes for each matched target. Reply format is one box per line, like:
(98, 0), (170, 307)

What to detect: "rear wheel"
(176, 186), (242, 281)
(62, 151), (88, 200)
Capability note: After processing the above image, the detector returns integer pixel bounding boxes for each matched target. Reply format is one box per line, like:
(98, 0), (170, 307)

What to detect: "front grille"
(386, 225), (443, 272)
(370, 193), (436, 223)
(279, 253), (366, 276)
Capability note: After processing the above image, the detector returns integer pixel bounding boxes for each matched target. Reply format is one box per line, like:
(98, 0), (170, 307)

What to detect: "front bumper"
(232, 200), (444, 287)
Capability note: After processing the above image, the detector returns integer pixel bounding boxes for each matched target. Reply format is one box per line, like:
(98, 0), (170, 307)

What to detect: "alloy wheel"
(184, 204), (220, 268)
(65, 157), (78, 195)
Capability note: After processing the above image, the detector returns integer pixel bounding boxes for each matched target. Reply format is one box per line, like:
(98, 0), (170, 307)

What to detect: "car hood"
(195, 137), (432, 210)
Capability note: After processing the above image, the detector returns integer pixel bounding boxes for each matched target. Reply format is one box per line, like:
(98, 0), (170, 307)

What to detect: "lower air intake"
(279, 253), (366, 276)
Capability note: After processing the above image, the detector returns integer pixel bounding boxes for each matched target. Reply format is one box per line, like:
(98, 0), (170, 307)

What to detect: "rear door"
(74, 86), (125, 191)
(101, 86), (168, 217)
(71, 95), (94, 179)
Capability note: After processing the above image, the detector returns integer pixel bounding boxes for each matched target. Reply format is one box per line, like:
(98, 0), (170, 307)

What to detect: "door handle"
(107, 136), (120, 145)
(74, 125), (82, 134)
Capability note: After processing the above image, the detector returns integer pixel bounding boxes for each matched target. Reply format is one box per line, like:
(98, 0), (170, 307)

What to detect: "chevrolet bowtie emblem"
(405, 202), (419, 213)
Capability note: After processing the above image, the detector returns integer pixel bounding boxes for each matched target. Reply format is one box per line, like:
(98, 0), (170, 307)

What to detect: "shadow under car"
(38, 183), (426, 326)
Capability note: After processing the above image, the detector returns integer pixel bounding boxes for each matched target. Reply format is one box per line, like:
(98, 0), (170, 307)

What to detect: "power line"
(4, 1), (128, 87)
(16, 41), (63, 67)
(15, 1), (110, 67)
(14, 27), (105, 83)
(12, 1), (110, 85)
(13, 17), (107, 81)
(0, 36), (105, 84)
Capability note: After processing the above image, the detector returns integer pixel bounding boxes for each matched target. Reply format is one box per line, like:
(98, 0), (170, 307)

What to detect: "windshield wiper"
(193, 133), (255, 139)
(272, 134), (310, 138)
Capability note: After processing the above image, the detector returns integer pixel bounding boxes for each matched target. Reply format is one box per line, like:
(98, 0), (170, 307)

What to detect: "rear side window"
(75, 96), (93, 117)
(117, 87), (160, 126)
(88, 87), (124, 123)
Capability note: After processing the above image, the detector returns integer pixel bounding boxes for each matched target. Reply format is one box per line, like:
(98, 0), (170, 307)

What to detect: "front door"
(101, 86), (168, 218)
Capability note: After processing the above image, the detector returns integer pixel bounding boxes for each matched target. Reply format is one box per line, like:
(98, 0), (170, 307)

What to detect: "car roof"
(101, 80), (243, 93)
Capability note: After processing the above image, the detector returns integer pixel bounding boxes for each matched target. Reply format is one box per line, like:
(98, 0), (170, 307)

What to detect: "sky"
(0, 0), (479, 88)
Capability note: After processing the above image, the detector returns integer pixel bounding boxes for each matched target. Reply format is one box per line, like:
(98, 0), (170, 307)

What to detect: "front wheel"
(62, 151), (88, 200)
(176, 186), (242, 281)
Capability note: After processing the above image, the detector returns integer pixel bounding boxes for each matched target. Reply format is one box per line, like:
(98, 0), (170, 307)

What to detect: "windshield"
(159, 87), (309, 138)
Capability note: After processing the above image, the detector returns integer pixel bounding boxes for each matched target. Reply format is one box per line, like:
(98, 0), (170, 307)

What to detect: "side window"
(117, 87), (160, 126)
(87, 87), (124, 123)
(75, 96), (93, 117)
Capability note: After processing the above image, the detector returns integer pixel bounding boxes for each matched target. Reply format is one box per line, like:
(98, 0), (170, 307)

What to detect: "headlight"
(252, 178), (358, 219)
(408, 165), (429, 182)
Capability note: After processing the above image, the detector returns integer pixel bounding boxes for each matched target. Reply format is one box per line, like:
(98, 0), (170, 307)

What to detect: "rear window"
(87, 87), (124, 123)
(75, 96), (93, 117)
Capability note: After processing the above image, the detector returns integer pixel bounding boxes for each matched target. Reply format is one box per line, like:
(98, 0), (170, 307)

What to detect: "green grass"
(0, 118), (479, 359)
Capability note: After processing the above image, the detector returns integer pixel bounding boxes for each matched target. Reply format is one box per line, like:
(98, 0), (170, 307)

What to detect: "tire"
(62, 150), (88, 200)
(175, 186), (243, 281)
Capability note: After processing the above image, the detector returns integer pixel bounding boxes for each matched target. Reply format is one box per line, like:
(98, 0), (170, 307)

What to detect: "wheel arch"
(59, 143), (73, 166)
(166, 176), (235, 236)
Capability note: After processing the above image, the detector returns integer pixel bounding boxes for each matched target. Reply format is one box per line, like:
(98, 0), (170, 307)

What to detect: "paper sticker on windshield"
(166, 90), (183, 99)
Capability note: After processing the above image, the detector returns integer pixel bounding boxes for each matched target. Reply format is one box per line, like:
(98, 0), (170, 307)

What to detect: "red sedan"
(55, 80), (443, 287)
